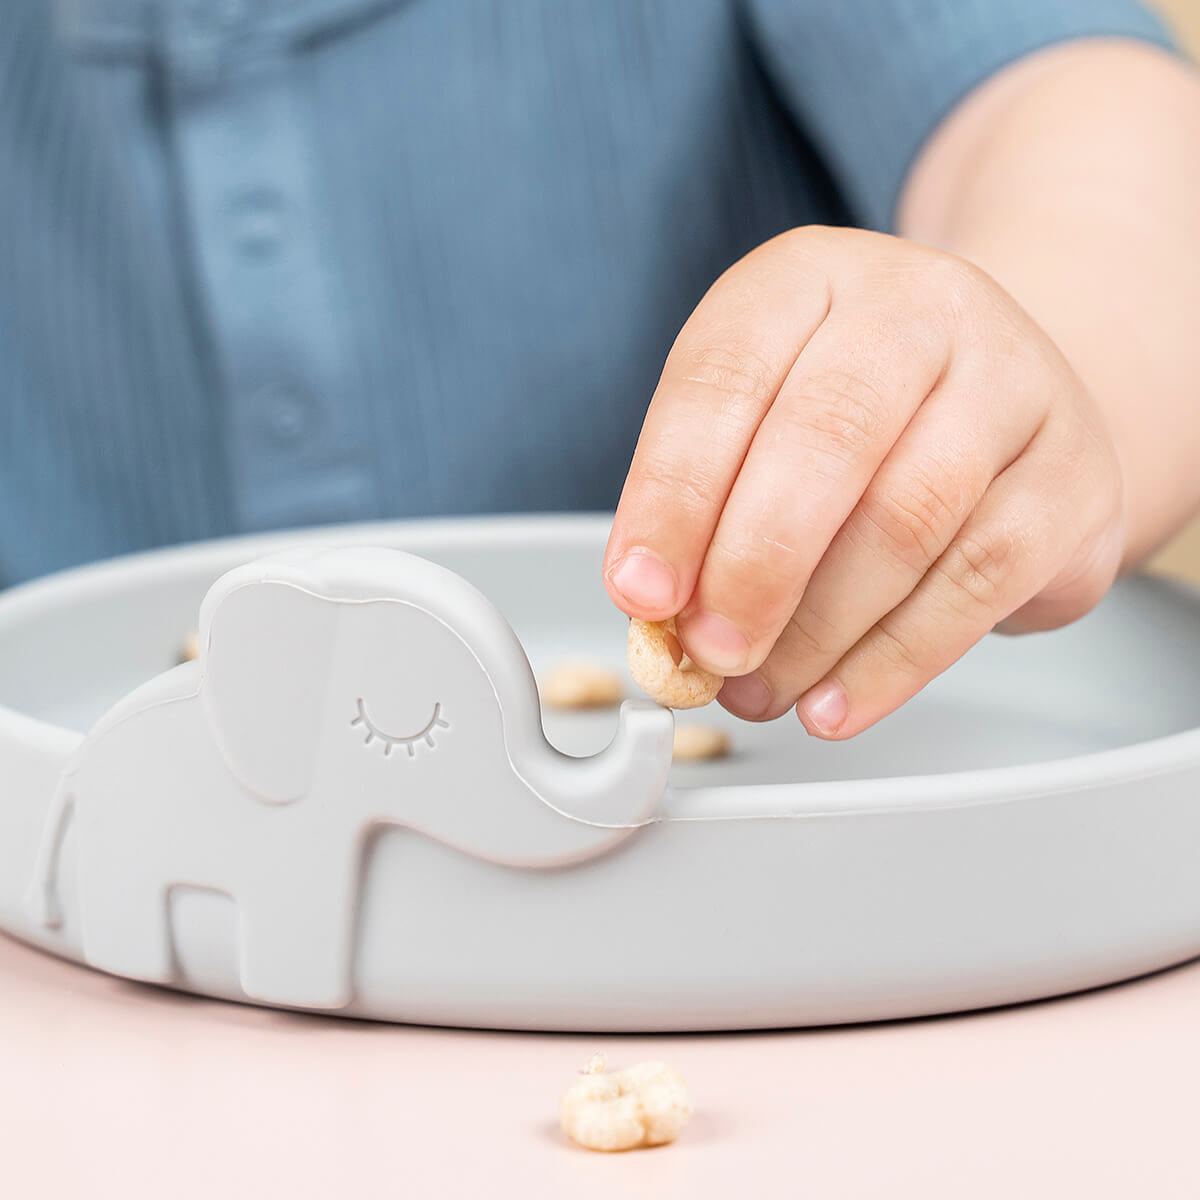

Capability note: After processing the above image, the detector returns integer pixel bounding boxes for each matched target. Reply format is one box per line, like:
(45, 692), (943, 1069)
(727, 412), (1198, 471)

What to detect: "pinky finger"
(795, 439), (1117, 740)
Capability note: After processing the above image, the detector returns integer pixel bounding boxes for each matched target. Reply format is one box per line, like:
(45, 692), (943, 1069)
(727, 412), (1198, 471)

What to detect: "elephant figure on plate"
(27, 546), (674, 1009)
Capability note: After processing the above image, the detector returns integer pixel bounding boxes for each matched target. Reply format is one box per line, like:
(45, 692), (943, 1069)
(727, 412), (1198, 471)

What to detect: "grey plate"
(2, 514), (1199, 1030)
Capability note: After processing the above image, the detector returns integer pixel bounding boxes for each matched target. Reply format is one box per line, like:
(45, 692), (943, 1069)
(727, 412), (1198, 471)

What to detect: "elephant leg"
(234, 859), (360, 1011)
(79, 871), (175, 985)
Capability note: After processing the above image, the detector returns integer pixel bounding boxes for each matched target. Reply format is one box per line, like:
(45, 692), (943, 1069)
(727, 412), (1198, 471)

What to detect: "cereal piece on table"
(179, 630), (199, 664)
(559, 1055), (692, 1153)
(672, 723), (731, 762)
(539, 660), (624, 709)
(627, 618), (723, 710)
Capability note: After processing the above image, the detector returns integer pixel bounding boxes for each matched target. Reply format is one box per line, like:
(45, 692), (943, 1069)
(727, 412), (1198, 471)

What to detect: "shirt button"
(256, 383), (311, 445)
(228, 189), (287, 258)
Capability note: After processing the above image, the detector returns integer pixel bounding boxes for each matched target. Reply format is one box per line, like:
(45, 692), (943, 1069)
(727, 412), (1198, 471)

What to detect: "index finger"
(603, 234), (833, 620)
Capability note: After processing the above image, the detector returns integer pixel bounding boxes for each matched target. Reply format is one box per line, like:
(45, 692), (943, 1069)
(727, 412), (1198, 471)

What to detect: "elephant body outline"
(27, 547), (674, 1010)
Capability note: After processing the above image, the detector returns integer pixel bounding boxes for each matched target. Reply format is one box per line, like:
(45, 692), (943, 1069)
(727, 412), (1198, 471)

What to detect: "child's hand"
(604, 227), (1126, 737)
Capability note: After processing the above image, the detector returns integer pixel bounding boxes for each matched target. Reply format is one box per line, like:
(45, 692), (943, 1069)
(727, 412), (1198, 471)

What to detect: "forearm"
(899, 39), (1200, 567)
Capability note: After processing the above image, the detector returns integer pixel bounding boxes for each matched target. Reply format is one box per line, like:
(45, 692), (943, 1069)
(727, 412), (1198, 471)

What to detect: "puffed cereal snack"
(559, 1054), (692, 1152)
(627, 618), (723, 709)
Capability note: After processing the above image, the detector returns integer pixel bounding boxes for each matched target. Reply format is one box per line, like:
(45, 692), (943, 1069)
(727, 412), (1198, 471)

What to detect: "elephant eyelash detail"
(350, 698), (450, 758)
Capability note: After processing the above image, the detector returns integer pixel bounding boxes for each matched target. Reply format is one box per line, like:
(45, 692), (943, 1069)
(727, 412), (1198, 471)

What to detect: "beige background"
(1144, 0), (1200, 580)
(1152, 0), (1200, 52)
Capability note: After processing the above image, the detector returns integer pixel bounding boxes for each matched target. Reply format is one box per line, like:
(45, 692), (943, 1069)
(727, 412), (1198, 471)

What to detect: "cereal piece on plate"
(559, 1054), (692, 1152)
(627, 618), (723, 710)
(672, 724), (731, 762)
(539, 660), (624, 709)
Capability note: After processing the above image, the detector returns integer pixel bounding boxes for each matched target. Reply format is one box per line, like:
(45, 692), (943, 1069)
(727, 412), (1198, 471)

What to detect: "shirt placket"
(158, 0), (378, 531)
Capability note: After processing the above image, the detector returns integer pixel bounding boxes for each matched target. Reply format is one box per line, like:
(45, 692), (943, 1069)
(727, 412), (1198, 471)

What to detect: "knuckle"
(921, 252), (993, 327)
(636, 451), (720, 515)
(938, 527), (1018, 614)
(711, 532), (801, 595)
(871, 617), (927, 678)
(927, 249), (979, 290)
(775, 224), (843, 256)
(857, 468), (963, 566)
(925, 249), (984, 297)
(674, 342), (779, 418)
(783, 601), (842, 662)
(743, 229), (837, 303)
(782, 370), (890, 470)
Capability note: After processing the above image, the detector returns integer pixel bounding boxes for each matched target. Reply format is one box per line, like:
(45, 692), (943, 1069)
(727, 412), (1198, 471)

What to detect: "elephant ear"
(198, 570), (339, 804)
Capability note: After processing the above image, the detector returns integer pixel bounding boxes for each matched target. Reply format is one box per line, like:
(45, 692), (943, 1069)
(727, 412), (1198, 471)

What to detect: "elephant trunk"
(512, 699), (674, 852)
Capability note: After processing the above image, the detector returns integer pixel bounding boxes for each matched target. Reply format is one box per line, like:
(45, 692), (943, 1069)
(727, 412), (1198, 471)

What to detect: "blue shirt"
(0, 0), (1171, 585)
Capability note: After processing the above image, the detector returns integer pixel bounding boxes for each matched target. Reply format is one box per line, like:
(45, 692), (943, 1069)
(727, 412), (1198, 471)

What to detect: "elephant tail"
(24, 786), (75, 930)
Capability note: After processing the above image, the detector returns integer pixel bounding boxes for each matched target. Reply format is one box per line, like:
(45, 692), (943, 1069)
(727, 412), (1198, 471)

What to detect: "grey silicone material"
(2, 514), (1199, 1031)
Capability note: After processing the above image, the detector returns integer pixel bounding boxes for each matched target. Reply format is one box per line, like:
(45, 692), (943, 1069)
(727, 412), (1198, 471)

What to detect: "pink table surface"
(3, 932), (1199, 1199)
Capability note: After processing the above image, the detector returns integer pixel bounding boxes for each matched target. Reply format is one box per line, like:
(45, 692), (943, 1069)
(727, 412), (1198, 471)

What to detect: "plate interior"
(1, 526), (1197, 786)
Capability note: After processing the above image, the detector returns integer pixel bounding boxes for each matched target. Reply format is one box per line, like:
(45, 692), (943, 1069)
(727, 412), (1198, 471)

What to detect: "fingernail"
(607, 549), (678, 613)
(678, 612), (751, 674)
(719, 672), (773, 719)
(797, 679), (848, 737)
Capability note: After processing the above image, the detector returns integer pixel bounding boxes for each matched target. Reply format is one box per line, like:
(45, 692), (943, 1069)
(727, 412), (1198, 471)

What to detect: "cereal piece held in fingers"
(627, 618), (723, 709)
(672, 723), (731, 761)
(539, 660), (624, 709)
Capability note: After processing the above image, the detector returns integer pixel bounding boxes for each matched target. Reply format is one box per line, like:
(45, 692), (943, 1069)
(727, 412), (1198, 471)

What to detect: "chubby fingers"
(719, 347), (1046, 720)
(671, 291), (948, 675)
(603, 233), (834, 622)
(792, 415), (1123, 740)
(608, 229), (957, 680)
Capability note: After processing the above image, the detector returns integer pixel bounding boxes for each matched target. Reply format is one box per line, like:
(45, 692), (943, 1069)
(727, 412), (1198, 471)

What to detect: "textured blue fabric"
(0, 0), (1172, 585)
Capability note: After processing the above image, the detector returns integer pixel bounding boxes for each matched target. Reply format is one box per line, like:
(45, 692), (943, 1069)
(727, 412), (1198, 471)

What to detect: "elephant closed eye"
(350, 698), (450, 758)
